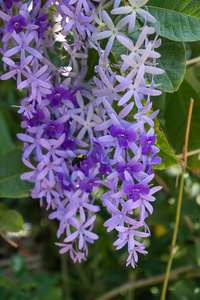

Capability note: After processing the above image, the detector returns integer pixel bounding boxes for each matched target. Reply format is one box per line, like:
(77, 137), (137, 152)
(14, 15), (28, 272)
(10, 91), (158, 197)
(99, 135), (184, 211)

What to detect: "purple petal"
(116, 163), (125, 173)
(124, 184), (134, 194)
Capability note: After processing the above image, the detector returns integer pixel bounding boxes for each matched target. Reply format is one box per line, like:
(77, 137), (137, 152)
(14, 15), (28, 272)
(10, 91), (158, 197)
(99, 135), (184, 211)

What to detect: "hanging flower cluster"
(0, 0), (164, 267)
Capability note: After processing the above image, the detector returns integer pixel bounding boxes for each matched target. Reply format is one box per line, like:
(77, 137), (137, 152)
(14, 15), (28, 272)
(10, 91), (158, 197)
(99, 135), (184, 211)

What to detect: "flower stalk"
(161, 98), (194, 300)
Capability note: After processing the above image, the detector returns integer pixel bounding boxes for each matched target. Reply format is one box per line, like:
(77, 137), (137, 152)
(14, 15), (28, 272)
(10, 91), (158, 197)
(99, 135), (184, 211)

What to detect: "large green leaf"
(0, 111), (13, 155)
(147, 0), (200, 41)
(0, 149), (33, 198)
(165, 80), (200, 167)
(149, 37), (186, 93)
(0, 203), (23, 232)
(85, 47), (99, 81)
(153, 118), (179, 170)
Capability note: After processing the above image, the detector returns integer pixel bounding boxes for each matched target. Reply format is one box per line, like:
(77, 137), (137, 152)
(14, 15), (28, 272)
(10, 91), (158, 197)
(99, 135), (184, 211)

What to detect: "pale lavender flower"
(17, 65), (52, 103)
(1, 56), (33, 86)
(4, 31), (43, 61)
(71, 103), (102, 142)
(121, 43), (164, 78)
(91, 10), (129, 57)
(63, 215), (98, 250)
(116, 64), (162, 108)
(111, 0), (156, 33)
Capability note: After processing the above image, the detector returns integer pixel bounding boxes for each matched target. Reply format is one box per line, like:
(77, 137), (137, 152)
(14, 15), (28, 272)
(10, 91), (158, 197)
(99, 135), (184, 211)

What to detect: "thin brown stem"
(186, 56), (200, 66)
(176, 148), (200, 159)
(96, 265), (192, 300)
(0, 230), (18, 248)
(160, 98), (194, 300)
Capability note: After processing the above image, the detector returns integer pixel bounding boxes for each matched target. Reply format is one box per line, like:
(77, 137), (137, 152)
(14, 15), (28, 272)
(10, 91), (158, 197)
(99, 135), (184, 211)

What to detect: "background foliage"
(0, 0), (200, 299)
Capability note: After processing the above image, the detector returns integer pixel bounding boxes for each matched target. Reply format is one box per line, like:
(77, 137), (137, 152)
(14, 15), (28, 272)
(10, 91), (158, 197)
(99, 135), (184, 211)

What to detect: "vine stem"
(160, 98), (194, 300)
(0, 230), (18, 248)
(96, 265), (192, 300)
(186, 56), (200, 66)
(176, 148), (200, 159)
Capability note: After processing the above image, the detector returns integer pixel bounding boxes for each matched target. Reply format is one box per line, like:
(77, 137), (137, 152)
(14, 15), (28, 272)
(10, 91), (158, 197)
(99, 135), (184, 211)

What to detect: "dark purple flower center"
(58, 172), (75, 191)
(44, 121), (64, 137)
(61, 137), (76, 150)
(4, 0), (12, 9)
(99, 163), (112, 175)
(116, 163), (142, 180)
(6, 16), (27, 34)
(80, 178), (99, 193)
(47, 87), (75, 107)
(110, 126), (136, 147)
(140, 135), (157, 155)
(124, 183), (149, 201)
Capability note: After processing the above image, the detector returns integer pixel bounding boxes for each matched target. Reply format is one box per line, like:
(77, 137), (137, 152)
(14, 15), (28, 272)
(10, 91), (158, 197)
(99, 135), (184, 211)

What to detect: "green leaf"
(165, 80), (200, 166)
(0, 203), (23, 232)
(0, 111), (13, 155)
(147, 0), (200, 42)
(85, 39), (108, 81)
(149, 37), (186, 93)
(153, 118), (179, 170)
(0, 149), (33, 198)
(185, 66), (200, 95)
(196, 238), (200, 266)
(85, 47), (99, 81)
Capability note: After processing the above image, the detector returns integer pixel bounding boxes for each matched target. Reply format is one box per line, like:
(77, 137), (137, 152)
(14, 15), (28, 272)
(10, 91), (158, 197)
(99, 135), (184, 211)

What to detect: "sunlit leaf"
(147, 0), (200, 41)
(0, 203), (23, 232)
(0, 149), (33, 198)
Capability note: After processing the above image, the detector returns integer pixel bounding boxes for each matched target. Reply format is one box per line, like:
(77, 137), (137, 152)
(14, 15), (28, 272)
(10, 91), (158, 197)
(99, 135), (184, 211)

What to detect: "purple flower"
(73, 156), (94, 177)
(63, 216), (99, 250)
(111, 0), (156, 33)
(110, 126), (136, 147)
(3, 0), (12, 9)
(4, 31), (43, 60)
(126, 241), (148, 268)
(5, 16), (27, 34)
(80, 177), (99, 193)
(58, 172), (76, 191)
(35, 13), (50, 39)
(140, 135), (157, 155)
(124, 183), (150, 201)
(47, 87), (71, 107)
(61, 136), (76, 150)
(116, 162), (142, 181)
(44, 122), (64, 137)
(99, 163), (112, 175)
(4, 0), (20, 8)
(22, 109), (45, 127)
(91, 10), (128, 58)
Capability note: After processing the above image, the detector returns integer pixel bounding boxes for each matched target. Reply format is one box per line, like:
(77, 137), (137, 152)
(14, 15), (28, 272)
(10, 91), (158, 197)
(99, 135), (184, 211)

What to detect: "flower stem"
(176, 148), (200, 159)
(160, 98), (194, 300)
(0, 230), (18, 248)
(96, 265), (192, 300)
(186, 56), (200, 66)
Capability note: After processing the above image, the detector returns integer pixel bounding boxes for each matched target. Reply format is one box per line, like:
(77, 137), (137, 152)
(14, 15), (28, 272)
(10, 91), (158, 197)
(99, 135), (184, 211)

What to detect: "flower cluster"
(0, 0), (164, 267)
(89, 1), (164, 267)
(0, 0), (103, 263)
